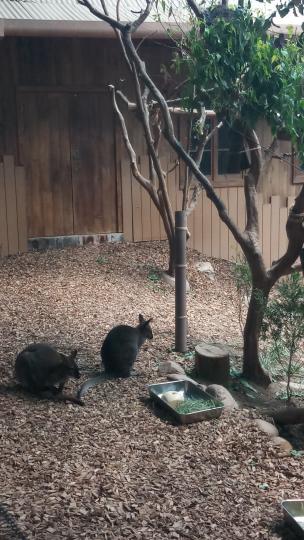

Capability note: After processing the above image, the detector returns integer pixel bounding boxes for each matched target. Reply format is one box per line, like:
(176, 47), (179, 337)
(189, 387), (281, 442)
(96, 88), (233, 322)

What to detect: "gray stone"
(195, 261), (215, 280)
(161, 272), (190, 292)
(158, 360), (185, 376)
(254, 419), (279, 437)
(271, 436), (293, 454)
(205, 384), (239, 410)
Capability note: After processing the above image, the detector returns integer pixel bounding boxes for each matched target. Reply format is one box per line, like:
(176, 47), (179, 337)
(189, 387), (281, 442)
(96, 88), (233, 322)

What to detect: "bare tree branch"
(120, 33), (246, 248)
(129, 0), (154, 33)
(78, 0), (125, 30)
(186, 0), (204, 19)
(241, 128), (262, 236)
(269, 185), (304, 282)
(109, 85), (151, 192)
(205, 120), (223, 144)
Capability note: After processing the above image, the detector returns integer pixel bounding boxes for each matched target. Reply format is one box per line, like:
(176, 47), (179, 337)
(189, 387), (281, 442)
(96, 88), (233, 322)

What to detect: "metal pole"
(175, 210), (187, 353)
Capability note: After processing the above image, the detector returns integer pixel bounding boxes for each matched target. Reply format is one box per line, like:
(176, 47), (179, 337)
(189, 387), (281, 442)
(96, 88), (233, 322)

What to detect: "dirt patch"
(0, 241), (303, 539)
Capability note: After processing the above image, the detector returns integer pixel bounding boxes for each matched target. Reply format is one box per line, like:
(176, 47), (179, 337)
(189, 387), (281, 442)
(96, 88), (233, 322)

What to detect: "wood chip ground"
(0, 242), (302, 539)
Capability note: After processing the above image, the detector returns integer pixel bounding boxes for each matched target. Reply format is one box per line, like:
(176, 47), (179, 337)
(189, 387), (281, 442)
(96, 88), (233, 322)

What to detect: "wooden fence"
(0, 155), (27, 256)
(122, 157), (294, 265)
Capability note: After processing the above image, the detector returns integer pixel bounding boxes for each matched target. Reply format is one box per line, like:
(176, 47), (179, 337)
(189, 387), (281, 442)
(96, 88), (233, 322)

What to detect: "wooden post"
(175, 210), (187, 353)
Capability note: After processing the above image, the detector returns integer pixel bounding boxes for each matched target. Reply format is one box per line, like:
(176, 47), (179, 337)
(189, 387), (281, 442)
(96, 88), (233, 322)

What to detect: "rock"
(161, 272), (190, 292)
(158, 360), (185, 376)
(166, 373), (206, 390)
(254, 419), (279, 437)
(205, 384), (239, 410)
(266, 382), (285, 399)
(271, 436), (293, 454)
(195, 342), (230, 385)
(195, 261), (215, 280)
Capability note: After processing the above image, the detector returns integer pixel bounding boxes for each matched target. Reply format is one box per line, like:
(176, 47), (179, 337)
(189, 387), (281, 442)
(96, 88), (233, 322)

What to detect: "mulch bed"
(0, 241), (302, 539)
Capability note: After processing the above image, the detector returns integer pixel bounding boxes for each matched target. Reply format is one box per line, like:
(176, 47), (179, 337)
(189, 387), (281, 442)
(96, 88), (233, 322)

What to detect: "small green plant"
(290, 449), (304, 458)
(148, 270), (160, 283)
(232, 254), (252, 335)
(96, 256), (108, 265)
(260, 342), (289, 381)
(261, 272), (304, 404)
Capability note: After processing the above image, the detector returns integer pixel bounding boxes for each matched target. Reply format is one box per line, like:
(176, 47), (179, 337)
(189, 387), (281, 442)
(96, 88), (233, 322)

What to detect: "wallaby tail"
(51, 393), (84, 406)
(77, 373), (107, 400)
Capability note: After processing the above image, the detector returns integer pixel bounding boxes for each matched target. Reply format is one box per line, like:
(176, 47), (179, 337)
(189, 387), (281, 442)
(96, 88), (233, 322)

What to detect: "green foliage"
(261, 272), (304, 402)
(173, 6), (304, 159)
(233, 254), (252, 298)
(148, 270), (160, 282)
(232, 254), (252, 334)
(260, 341), (289, 381)
(96, 256), (108, 265)
(290, 449), (304, 458)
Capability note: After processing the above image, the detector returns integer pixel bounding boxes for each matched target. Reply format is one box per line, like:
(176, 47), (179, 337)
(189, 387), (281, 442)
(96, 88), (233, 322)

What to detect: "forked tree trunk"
(242, 283), (271, 386)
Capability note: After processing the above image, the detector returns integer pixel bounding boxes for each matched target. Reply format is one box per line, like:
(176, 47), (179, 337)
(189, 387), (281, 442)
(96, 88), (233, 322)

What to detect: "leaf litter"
(0, 241), (302, 539)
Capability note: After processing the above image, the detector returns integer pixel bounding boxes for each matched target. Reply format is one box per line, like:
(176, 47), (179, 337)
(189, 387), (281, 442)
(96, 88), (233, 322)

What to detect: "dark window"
(218, 123), (250, 175)
(190, 118), (213, 176)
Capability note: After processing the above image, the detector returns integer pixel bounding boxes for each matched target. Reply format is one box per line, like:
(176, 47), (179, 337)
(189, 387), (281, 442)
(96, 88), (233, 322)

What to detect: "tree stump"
(195, 342), (230, 385)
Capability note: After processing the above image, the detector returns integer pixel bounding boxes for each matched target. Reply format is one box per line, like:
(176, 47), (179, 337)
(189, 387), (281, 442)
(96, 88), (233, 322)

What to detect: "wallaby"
(77, 314), (153, 399)
(13, 343), (83, 405)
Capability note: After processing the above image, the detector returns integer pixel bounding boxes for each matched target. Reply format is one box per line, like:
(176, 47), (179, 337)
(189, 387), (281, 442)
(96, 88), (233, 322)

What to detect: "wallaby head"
(60, 349), (80, 379)
(138, 314), (153, 340)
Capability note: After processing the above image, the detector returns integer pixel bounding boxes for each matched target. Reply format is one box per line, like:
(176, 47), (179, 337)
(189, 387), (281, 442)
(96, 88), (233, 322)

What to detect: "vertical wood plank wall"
(0, 155), (27, 256)
(122, 156), (293, 263)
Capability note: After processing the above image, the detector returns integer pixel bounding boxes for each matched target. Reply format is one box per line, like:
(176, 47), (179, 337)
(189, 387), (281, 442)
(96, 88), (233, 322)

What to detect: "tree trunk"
(242, 284), (271, 387)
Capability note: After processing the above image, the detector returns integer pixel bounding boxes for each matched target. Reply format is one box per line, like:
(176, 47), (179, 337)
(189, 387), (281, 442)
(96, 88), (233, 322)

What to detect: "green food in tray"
(175, 398), (221, 414)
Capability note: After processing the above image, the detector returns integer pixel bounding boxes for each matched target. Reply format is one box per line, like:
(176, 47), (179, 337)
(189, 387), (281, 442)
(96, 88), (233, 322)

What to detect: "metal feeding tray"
(148, 379), (224, 424)
(282, 500), (304, 538)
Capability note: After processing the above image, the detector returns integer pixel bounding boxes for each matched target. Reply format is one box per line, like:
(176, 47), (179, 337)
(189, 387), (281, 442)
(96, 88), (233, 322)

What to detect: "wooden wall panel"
(211, 189), (220, 258)
(202, 192), (212, 256)
(121, 160), (133, 242)
(69, 92), (117, 234)
(0, 156), (27, 256)
(140, 156), (152, 242)
(219, 188), (229, 260)
(3, 155), (18, 254)
(262, 203), (271, 267)
(18, 92), (73, 237)
(0, 163), (8, 256)
(131, 175), (142, 242)
(228, 187), (238, 260)
(279, 206), (288, 257)
(193, 193), (203, 253)
(15, 166), (28, 253)
(270, 195), (280, 265)
(0, 36), (300, 253)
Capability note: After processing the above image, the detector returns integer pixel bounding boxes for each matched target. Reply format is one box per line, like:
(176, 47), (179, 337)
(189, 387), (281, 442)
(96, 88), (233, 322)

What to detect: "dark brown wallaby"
(77, 314), (153, 399)
(14, 343), (83, 405)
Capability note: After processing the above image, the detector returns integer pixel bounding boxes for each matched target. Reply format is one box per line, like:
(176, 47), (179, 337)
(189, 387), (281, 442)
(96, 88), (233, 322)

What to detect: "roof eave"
(0, 19), (189, 39)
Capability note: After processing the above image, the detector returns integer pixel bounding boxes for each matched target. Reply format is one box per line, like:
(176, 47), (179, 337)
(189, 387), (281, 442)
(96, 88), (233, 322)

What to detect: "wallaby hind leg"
(57, 382), (65, 394)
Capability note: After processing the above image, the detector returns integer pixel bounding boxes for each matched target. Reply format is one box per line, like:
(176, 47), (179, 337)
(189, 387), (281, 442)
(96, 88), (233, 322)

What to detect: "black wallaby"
(13, 343), (83, 405)
(77, 314), (153, 399)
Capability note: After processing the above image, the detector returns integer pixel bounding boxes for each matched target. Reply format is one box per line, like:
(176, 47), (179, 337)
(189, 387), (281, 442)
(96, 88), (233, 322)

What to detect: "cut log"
(195, 342), (230, 385)
(272, 407), (304, 426)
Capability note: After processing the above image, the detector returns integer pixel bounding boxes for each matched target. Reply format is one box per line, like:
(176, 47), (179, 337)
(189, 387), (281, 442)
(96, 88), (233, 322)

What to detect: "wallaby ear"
(138, 314), (145, 325)
(147, 318), (153, 324)
(69, 349), (78, 360)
